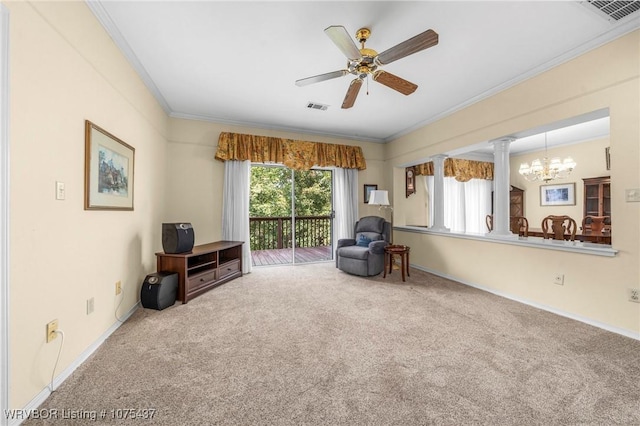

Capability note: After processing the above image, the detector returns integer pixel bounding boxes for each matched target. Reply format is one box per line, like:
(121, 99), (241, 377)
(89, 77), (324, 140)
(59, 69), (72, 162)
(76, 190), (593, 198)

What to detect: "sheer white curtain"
(464, 178), (493, 233)
(222, 160), (252, 274)
(425, 176), (492, 233)
(334, 167), (358, 240)
(423, 175), (433, 227)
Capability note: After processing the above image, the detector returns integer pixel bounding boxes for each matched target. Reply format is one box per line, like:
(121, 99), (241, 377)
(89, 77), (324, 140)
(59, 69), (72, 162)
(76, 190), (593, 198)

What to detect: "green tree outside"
(250, 166), (332, 217)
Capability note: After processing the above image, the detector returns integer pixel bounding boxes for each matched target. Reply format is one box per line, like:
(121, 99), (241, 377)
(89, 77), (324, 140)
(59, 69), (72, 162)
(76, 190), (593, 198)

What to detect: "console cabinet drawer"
(188, 269), (217, 292)
(219, 260), (241, 280)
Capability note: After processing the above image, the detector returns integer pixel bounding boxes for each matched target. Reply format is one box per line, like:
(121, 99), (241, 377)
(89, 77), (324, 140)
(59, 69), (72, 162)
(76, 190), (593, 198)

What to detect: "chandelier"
(518, 133), (576, 183)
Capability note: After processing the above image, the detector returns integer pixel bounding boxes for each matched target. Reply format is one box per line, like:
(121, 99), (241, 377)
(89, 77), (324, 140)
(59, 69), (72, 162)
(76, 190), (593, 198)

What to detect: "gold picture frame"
(84, 120), (135, 210)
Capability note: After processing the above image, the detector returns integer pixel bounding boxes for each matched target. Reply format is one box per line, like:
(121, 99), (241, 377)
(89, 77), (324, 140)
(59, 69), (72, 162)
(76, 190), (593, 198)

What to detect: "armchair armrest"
(368, 240), (387, 254)
(337, 239), (356, 250)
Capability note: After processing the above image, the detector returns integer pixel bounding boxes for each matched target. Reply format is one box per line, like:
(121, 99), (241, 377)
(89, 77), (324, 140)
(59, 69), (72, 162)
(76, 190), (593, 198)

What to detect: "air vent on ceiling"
(307, 102), (329, 111)
(583, 0), (640, 22)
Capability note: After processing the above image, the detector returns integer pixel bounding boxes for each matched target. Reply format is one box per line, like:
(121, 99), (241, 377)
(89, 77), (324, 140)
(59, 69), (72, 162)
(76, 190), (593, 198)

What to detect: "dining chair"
(486, 215), (528, 236)
(582, 215), (610, 232)
(510, 216), (529, 237)
(542, 215), (577, 241)
(485, 215), (493, 232)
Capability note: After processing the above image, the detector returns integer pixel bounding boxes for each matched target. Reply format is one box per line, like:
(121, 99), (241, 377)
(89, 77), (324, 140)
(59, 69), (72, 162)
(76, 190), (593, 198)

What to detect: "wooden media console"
(156, 241), (244, 304)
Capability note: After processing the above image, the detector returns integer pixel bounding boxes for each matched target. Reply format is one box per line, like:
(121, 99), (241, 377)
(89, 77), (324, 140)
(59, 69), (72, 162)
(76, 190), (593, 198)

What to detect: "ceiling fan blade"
(375, 29), (439, 66)
(324, 25), (362, 61)
(342, 79), (363, 109)
(295, 70), (348, 87)
(372, 70), (418, 95)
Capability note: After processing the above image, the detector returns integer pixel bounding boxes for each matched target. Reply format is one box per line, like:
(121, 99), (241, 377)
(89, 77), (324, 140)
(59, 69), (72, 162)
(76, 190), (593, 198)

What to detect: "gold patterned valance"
(413, 159), (494, 182)
(215, 132), (367, 171)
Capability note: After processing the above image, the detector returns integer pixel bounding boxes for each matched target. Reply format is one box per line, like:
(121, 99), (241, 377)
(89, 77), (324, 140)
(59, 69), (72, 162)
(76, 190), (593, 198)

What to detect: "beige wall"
(510, 137), (611, 229)
(388, 30), (640, 335)
(7, 1), (168, 408)
(165, 118), (390, 244)
(6, 0), (639, 415)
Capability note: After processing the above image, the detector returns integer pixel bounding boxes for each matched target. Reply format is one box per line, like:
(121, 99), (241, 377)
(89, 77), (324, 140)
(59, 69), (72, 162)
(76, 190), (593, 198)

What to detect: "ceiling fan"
(295, 26), (439, 109)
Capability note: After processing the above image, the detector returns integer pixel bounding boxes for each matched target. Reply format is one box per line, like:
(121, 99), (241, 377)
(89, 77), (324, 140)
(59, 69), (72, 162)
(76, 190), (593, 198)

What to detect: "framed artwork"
(364, 184), (377, 203)
(406, 167), (416, 197)
(84, 120), (135, 210)
(605, 146), (611, 170)
(540, 183), (575, 206)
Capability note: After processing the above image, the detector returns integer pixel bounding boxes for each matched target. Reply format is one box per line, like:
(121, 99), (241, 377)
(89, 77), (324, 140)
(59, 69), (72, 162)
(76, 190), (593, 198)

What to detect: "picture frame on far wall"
(84, 120), (135, 210)
(540, 182), (576, 206)
(364, 184), (377, 203)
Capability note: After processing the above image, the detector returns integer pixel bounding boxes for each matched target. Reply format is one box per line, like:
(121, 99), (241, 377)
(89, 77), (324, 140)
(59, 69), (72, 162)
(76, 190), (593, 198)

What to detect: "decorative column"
(430, 154), (450, 232)
(490, 137), (516, 237)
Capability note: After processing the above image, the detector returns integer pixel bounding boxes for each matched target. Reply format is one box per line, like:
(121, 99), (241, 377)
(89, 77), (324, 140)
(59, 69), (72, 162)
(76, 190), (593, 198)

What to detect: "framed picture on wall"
(540, 183), (575, 206)
(84, 120), (135, 210)
(364, 184), (377, 203)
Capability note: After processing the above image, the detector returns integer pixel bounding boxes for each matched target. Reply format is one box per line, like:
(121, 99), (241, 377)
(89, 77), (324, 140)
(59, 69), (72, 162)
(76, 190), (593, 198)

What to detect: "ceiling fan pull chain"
(366, 75), (369, 95)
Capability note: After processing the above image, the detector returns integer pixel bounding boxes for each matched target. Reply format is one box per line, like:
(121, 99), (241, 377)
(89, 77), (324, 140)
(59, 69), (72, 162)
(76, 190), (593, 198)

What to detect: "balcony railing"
(249, 215), (332, 251)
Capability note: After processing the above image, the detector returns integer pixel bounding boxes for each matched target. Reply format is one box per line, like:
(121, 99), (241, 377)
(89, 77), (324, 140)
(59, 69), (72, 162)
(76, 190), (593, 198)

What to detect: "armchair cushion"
(356, 235), (372, 247)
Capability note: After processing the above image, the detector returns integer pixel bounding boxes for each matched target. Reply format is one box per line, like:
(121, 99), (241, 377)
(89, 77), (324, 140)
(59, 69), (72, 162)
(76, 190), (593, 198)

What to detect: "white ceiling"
(89, 1), (639, 144)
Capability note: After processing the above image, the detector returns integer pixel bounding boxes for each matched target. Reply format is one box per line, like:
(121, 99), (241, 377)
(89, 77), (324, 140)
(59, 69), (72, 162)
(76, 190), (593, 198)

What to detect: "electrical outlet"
(628, 288), (640, 303)
(87, 297), (94, 314)
(46, 319), (58, 343)
(554, 274), (564, 285)
(115, 281), (122, 295)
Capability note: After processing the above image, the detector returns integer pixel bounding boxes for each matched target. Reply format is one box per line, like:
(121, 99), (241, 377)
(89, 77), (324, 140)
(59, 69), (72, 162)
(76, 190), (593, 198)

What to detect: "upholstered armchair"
(336, 216), (391, 277)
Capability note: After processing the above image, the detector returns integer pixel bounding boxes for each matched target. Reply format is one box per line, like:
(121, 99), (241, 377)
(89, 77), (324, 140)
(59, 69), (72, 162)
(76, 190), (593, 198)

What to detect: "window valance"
(215, 132), (367, 171)
(413, 158), (494, 182)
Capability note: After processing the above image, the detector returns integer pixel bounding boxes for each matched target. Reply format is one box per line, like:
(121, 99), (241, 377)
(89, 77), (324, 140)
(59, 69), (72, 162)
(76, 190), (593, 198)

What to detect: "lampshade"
(368, 190), (390, 206)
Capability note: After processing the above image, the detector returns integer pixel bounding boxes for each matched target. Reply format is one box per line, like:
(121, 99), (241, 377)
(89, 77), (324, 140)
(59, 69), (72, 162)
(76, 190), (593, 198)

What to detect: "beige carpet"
(25, 263), (640, 425)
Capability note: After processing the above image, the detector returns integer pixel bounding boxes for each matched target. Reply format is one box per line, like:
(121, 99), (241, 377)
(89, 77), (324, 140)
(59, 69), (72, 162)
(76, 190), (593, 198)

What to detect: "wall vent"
(583, 0), (640, 22)
(307, 102), (329, 111)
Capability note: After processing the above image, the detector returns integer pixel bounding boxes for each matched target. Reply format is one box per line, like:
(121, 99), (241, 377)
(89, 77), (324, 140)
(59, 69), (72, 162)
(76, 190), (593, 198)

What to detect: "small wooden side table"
(384, 245), (410, 282)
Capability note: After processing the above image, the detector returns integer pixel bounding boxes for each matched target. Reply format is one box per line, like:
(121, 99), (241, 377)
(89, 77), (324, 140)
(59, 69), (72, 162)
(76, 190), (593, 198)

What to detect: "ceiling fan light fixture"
(298, 25), (439, 108)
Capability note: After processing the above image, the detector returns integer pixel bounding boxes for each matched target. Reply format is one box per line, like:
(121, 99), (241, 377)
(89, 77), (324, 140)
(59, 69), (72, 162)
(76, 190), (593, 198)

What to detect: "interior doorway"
(249, 165), (333, 266)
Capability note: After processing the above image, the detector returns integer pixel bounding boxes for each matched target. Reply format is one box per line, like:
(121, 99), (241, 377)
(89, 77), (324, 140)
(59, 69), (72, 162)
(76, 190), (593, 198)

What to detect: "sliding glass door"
(293, 169), (333, 264)
(249, 165), (333, 266)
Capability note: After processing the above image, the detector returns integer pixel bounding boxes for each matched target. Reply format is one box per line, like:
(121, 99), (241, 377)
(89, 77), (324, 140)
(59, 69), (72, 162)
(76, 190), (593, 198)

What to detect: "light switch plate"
(625, 188), (640, 202)
(56, 181), (65, 200)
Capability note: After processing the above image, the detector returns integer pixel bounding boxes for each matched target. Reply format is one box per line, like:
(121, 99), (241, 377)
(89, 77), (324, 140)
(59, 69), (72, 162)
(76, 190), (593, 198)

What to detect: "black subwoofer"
(140, 272), (178, 310)
(162, 223), (194, 254)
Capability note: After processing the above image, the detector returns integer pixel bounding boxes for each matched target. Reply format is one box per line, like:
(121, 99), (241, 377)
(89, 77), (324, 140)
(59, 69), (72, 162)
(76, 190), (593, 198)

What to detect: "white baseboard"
(9, 303), (139, 426)
(411, 264), (640, 341)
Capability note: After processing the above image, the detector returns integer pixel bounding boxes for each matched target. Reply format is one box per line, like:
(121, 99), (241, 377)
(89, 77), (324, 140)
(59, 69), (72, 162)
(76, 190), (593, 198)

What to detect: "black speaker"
(140, 272), (178, 310)
(162, 223), (194, 254)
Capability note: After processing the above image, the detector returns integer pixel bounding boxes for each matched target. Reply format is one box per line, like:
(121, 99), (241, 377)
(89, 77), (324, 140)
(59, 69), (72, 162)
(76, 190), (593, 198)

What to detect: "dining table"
(527, 228), (611, 244)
